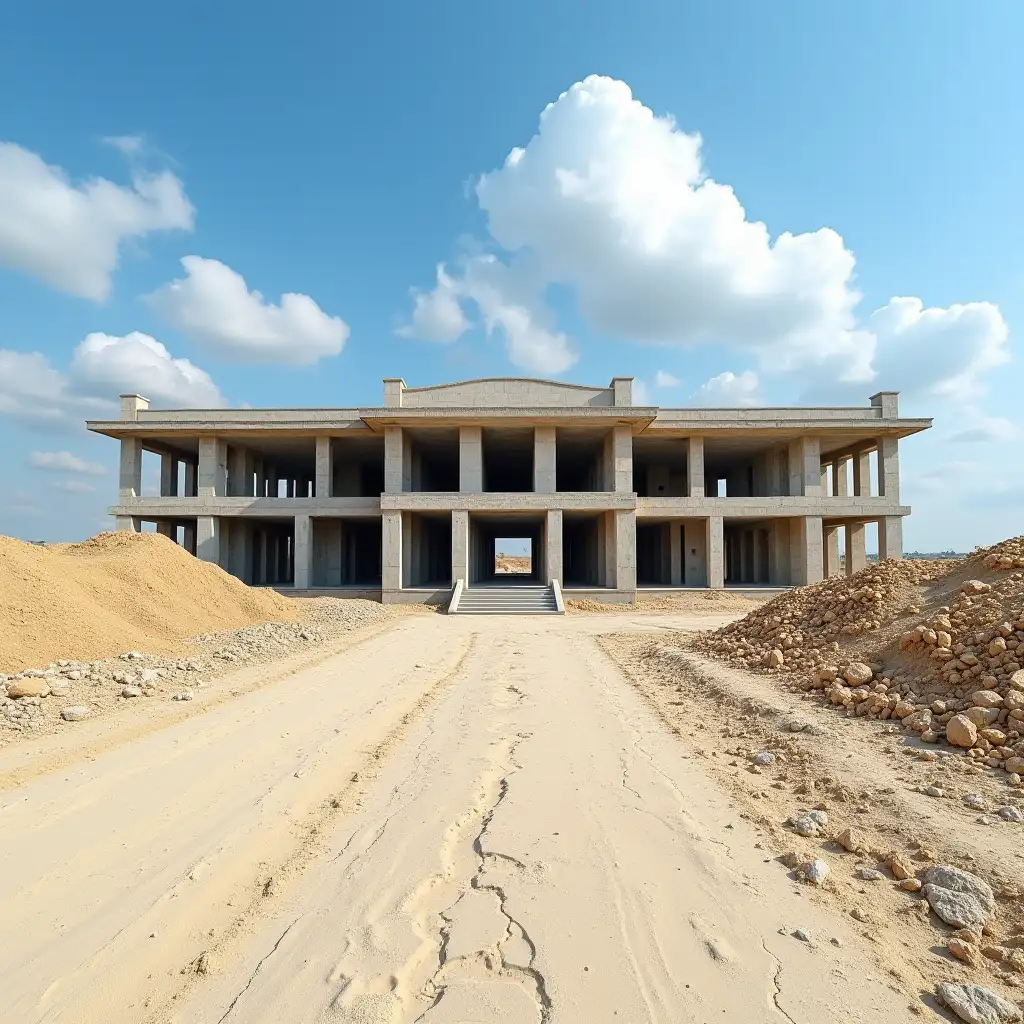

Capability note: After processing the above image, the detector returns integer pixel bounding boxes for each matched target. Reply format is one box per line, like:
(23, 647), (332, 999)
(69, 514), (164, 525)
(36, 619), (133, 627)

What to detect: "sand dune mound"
(691, 537), (1024, 778)
(0, 532), (297, 673)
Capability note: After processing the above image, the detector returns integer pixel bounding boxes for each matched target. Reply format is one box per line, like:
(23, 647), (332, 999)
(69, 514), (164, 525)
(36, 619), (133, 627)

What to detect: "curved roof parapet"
(384, 376), (634, 409)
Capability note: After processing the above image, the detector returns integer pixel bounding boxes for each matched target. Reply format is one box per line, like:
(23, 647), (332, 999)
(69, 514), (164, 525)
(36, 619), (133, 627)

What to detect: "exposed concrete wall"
(545, 509), (562, 584)
(534, 427), (556, 493)
(459, 427), (482, 492)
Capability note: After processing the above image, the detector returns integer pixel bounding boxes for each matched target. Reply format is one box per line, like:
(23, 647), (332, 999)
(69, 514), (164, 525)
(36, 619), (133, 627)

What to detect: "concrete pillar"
(119, 437), (142, 499)
(832, 457), (849, 496)
(182, 461), (196, 498)
(159, 454), (178, 497)
(707, 516), (724, 589)
(452, 510), (469, 584)
(384, 427), (404, 493)
(687, 437), (705, 498)
(787, 436), (822, 496)
(769, 520), (791, 586)
(315, 436), (333, 498)
(669, 522), (682, 586)
(614, 510), (636, 593)
(458, 426), (482, 493)
(852, 448), (871, 497)
(534, 427), (556, 493)
(196, 516), (220, 565)
(879, 516), (903, 561)
(752, 529), (765, 584)
(824, 525), (841, 576)
(292, 516), (312, 589)
(156, 521), (174, 539)
(382, 510), (402, 595)
(116, 516), (140, 532)
(791, 516), (824, 586)
(613, 425), (633, 493)
(545, 509), (562, 584)
(845, 521), (867, 576)
(878, 437), (900, 501)
(198, 438), (227, 497)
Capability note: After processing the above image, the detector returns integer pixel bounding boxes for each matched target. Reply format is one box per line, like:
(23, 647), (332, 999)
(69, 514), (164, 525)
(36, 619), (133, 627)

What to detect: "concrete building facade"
(86, 377), (930, 604)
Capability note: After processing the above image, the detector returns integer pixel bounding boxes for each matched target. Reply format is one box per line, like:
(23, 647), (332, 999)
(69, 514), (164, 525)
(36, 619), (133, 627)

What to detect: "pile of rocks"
(1, 598), (395, 740)
(692, 536), (1024, 781)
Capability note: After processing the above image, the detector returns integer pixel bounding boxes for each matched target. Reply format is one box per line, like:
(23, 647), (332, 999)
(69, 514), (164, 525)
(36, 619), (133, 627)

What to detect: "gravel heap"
(691, 536), (1024, 782)
(0, 598), (395, 742)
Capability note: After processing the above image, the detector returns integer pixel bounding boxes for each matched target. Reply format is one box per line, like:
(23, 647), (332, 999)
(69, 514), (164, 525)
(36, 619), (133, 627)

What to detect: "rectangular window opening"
(494, 538), (532, 576)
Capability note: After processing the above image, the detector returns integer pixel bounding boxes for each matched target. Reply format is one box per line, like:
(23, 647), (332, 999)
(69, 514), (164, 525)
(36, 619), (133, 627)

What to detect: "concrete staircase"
(453, 584), (560, 615)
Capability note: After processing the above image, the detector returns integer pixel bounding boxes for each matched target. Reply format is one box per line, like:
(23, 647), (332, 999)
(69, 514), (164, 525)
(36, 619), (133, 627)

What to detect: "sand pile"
(0, 532), (297, 673)
(691, 536), (1024, 781)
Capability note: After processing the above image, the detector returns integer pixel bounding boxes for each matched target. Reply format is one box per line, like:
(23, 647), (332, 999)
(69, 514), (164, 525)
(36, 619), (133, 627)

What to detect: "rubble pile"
(691, 536), (1024, 782)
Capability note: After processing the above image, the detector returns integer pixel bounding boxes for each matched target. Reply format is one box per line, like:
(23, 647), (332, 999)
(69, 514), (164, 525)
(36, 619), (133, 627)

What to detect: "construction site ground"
(7, 601), (1021, 1024)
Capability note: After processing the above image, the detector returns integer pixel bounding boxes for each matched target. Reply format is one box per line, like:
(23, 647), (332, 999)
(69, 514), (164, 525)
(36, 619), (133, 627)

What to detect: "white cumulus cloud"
(29, 451), (106, 474)
(654, 370), (679, 387)
(401, 75), (1008, 398)
(0, 332), (226, 432)
(691, 370), (763, 406)
(150, 256), (349, 364)
(397, 263), (470, 342)
(0, 141), (194, 301)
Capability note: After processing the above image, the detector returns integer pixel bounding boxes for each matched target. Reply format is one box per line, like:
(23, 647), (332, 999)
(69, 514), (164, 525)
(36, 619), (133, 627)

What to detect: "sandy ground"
(0, 610), (962, 1024)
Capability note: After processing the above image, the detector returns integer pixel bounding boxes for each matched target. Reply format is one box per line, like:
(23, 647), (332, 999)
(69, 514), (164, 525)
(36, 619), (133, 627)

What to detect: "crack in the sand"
(760, 938), (799, 1024)
(217, 914), (305, 1022)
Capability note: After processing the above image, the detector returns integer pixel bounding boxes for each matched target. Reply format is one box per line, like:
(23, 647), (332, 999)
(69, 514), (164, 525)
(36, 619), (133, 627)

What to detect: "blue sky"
(0, 0), (1020, 550)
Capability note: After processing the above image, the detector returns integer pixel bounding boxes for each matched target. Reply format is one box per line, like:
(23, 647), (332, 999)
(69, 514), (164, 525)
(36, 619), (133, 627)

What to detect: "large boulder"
(936, 982), (1022, 1024)
(923, 865), (996, 929)
(843, 662), (874, 685)
(6, 679), (51, 698)
(947, 714), (979, 749)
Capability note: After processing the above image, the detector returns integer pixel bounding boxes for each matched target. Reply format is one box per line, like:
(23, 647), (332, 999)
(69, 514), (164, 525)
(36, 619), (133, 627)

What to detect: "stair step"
(454, 585), (560, 615)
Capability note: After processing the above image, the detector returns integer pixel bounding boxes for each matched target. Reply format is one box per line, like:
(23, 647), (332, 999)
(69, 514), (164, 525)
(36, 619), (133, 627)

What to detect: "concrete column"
(159, 454), (178, 497)
(384, 427), (404, 493)
(614, 510), (636, 593)
(687, 437), (705, 498)
(293, 515), (312, 589)
(791, 516), (824, 586)
(879, 515), (903, 561)
(786, 436), (822, 496)
(118, 438), (142, 499)
(769, 520), (791, 586)
(852, 448), (871, 497)
(458, 426), (482, 493)
(116, 516), (140, 532)
(878, 437), (900, 501)
(832, 457), (849, 496)
(707, 516), (724, 589)
(613, 425), (633, 493)
(196, 516), (220, 565)
(156, 521), (174, 539)
(452, 510), (469, 584)
(533, 427), (556, 493)
(381, 510), (402, 595)
(315, 436), (333, 498)
(824, 525), (841, 576)
(669, 522), (682, 586)
(845, 521), (867, 576)
(545, 509), (562, 584)
(197, 438), (227, 497)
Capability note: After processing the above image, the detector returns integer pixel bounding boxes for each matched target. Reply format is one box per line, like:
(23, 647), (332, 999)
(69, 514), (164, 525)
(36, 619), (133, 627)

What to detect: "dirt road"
(2, 612), (918, 1024)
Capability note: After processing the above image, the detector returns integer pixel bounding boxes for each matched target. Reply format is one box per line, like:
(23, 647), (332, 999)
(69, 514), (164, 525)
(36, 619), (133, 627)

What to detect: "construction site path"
(3, 611), (917, 1024)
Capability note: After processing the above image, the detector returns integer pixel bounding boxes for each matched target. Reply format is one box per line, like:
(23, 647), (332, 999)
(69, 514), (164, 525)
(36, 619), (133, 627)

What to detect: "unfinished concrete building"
(86, 377), (930, 608)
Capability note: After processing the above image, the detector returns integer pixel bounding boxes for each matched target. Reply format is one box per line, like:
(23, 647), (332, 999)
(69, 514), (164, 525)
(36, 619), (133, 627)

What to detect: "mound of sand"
(0, 532), (298, 673)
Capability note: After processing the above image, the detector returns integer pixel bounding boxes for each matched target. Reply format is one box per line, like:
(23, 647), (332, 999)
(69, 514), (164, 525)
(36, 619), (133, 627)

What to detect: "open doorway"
(494, 537), (532, 577)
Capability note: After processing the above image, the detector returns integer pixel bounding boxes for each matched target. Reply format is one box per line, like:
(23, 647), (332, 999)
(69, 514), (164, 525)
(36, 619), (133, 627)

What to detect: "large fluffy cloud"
(0, 142), (194, 301)
(150, 256), (349, 364)
(0, 332), (225, 431)
(401, 75), (1009, 396)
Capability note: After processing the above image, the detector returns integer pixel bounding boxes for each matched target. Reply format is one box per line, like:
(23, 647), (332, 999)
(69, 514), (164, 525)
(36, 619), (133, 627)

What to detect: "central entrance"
(468, 513), (544, 586)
